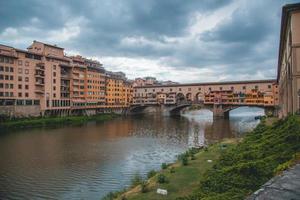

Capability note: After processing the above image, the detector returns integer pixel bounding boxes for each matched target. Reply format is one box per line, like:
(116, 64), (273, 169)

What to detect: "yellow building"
(105, 71), (133, 108)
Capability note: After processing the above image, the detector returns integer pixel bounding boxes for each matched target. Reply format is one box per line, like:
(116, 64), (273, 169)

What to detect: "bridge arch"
(186, 93), (192, 101)
(195, 92), (204, 103)
(176, 93), (186, 104)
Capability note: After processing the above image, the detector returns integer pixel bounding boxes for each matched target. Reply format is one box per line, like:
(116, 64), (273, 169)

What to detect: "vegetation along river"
(0, 107), (264, 199)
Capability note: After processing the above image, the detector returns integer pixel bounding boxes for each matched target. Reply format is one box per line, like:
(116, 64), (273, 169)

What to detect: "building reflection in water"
(0, 107), (264, 200)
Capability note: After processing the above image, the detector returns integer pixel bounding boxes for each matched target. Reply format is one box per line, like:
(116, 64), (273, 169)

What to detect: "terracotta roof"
(135, 79), (276, 89)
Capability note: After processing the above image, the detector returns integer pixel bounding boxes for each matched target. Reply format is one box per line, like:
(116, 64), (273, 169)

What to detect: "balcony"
(35, 81), (44, 86)
(35, 68), (45, 77)
(61, 73), (71, 80)
(36, 63), (45, 70)
(35, 88), (44, 94)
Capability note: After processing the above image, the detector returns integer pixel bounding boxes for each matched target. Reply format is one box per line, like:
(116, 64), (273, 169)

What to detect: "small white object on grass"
(207, 160), (212, 162)
(157, 188), (168, 195)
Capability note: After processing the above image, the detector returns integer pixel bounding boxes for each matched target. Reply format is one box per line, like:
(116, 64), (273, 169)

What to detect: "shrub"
(161, 162), (168, 169)
(121, 196), (127, 200)
(191, 154), (196, 160)
(157, 174), (168, 184)
(147, 170), (157, 179)
(182, 156), (188, 166)
(170, 167), (175, 173)
(141, 181), (148, 193)
(131, 173), (142, 187)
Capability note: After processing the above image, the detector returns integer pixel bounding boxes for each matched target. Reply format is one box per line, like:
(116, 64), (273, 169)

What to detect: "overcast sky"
(0, 0), (298, 83)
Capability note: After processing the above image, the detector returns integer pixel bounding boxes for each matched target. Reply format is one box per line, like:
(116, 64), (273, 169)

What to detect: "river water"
(0, 107), (264, 199)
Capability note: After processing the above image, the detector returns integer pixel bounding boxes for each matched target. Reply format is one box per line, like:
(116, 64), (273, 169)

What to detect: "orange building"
(0, 41), (132, 118)
(105, 71), (132, 108)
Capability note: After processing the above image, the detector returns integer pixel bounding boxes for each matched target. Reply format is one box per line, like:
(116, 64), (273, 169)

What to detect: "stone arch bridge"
(128, 102), (275, 118)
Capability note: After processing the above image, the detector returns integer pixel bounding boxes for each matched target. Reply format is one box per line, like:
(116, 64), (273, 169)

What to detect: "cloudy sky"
(0, 0), (298, 83)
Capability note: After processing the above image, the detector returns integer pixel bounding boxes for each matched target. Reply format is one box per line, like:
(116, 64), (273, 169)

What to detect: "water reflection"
(0, 107), (264, 199)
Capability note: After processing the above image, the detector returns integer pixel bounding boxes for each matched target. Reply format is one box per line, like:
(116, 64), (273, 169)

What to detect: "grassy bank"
(110, 115), (300, 200)
(0, 113), (119, 131)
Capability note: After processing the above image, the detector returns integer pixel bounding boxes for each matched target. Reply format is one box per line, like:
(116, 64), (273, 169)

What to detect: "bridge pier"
(213, 104), (229, 119)
(264, 107), (277, 117)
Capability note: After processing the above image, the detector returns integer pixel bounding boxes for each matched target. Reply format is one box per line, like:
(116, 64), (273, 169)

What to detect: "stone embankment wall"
(247, 164), (300, 200)
(0, 105), (41, 118)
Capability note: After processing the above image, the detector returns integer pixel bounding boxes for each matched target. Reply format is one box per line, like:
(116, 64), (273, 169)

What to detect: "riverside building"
(0, 41), (132, 118)
(277, 3), (300, 117)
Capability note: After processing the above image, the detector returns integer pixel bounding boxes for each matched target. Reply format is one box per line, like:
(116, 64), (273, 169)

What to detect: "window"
(25, 61), (29, 66)
(5, 66), (9, 72)
(18, 60), (22, 65)
(5, 84), (8, 89)
(255, 85), (259, 89)
(18, 92), (22, 97)
(10, 76), (13, 80)
(10, 67), (14, 72)
(53, 86), (56, 91)
(34, 100), (40, 105)
(25, 85), (29, 90)
(0, 66), (3, 71)
(18, 76), (22, 81)
(25, 77), (29, 82)
(0, 83), (3, 88)
(10, 92), (13, 97)
(25, 69), (29, 74)
(53, 79), (56, 84)
(10, 84), (13, 89)
(0, 75), (3, 80)
(53, 65), (56, 70)
(53, 72), (56, 77)
(231, 86), (234, 90)
(5, 75), (9, 80)
(243, 86), (246, 90)
(18, 84), (22, 89)
(268, 85), (271, 89)
(25, 100), (32, 105)
(25, 93), (29, 97)
(220, 87), (223, 90)
(53, 93), (56, 98)
(18, 68), (22, 74)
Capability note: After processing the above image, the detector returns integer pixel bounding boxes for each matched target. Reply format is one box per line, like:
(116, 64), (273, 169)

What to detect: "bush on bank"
(178, 115), (300, 200)
(0, 113), (118, 131)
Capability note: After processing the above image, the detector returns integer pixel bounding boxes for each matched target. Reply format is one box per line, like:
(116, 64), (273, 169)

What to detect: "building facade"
(105, 71), (133, 108)
(0, 41), (132, 118)
(277, 3), (300, 117)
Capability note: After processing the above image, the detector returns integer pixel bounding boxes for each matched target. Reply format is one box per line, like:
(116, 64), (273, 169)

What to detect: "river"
(0, 107), (264, 199)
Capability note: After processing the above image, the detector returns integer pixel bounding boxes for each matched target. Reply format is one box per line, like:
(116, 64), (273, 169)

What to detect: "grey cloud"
(0, 0), (298, 82)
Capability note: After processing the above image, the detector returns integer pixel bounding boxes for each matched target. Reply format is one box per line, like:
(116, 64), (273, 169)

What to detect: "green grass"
(115, 115), (300, 200)
(181, 115), (300, 200)
(117, 140), (237, 200)
(0, 113), (118, 131)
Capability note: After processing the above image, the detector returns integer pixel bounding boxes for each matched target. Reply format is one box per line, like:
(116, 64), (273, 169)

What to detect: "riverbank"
(109, 115), (300, 200)
(0, 113), (119, 131)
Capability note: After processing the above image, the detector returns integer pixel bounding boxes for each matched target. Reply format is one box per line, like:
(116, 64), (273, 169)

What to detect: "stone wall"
(0, 105), (41, 118)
